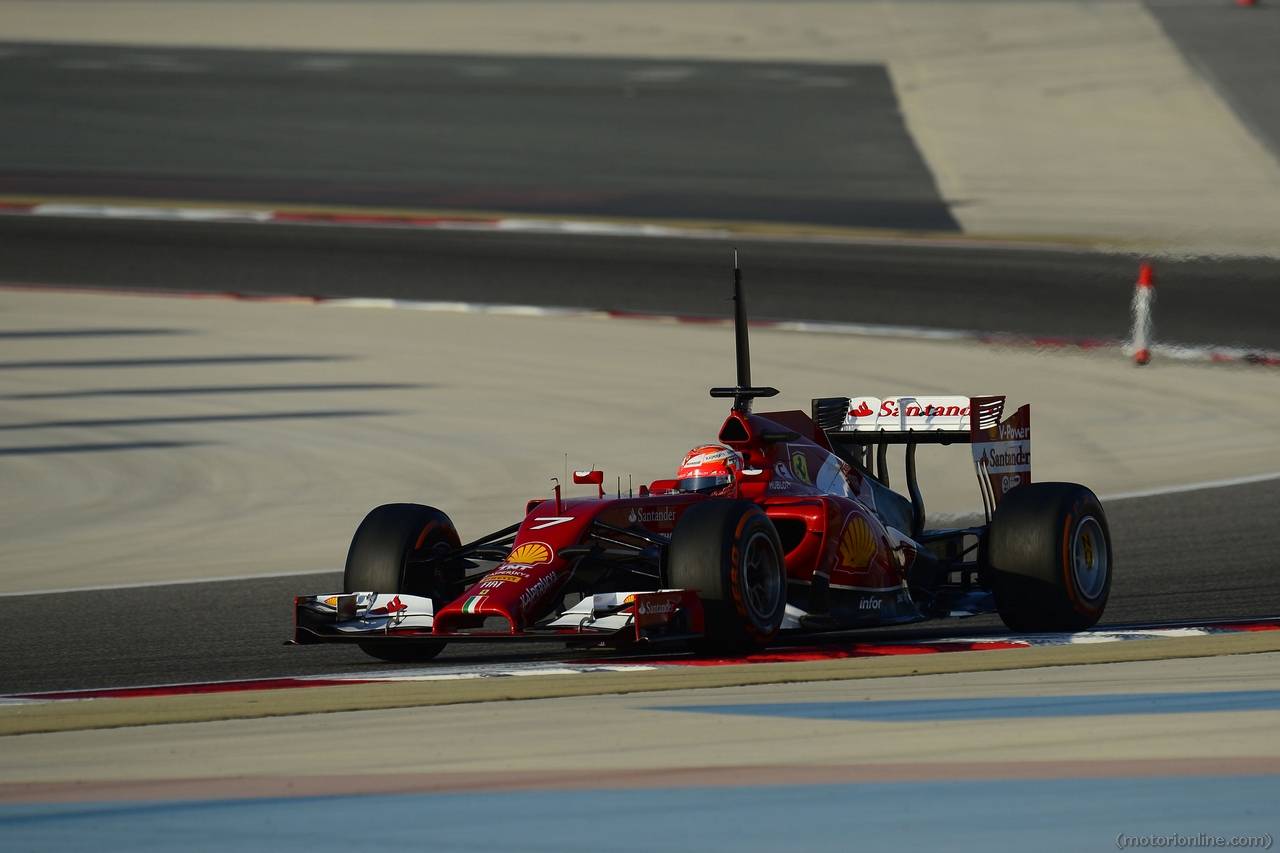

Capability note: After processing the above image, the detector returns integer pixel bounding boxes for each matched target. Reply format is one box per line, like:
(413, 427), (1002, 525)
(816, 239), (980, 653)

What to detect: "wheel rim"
(741, 530), (783, 622)
(1071, 516), (1108, 601)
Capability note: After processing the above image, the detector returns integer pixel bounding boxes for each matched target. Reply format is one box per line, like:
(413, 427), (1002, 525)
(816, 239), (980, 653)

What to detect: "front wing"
(294, 590), (704, 645)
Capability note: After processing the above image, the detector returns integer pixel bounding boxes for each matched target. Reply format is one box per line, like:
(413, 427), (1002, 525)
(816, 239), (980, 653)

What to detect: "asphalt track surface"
(0, 45), (953, 231)
(5, 216), (1280, 351)
(3, 477), (1278, 696)
(1145, 0), (1280, 161)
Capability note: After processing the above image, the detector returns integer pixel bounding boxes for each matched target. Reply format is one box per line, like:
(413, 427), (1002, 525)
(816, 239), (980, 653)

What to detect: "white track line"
(3, 201), (1079, 252)
(27, 203), (274, 224)
(1102, 470), (1280, 502)
(320, 298), (976, 340)
(323, 297), (601, 318)
(318, 297), (1280, 364)
(4, 281), (1278, 366)
(0, 568), (342, 599)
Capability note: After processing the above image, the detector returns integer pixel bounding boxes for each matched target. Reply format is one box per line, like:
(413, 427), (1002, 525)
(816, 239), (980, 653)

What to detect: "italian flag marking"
(461, 596), (485, 614)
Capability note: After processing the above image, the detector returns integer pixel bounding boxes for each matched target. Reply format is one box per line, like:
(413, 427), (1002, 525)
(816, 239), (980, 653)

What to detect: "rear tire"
(668, 500), (787, 654)
(987, 483), (1112, 632)
(344, 503), (458, 662)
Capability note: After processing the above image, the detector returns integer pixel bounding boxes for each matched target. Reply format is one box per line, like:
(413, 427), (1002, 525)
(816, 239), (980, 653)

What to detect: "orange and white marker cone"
(1131, 262), (1155, 365)
(1237, 0), (1258, 8)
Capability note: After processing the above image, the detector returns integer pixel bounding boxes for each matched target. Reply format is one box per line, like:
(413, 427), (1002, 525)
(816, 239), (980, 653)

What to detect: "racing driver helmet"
(676, 444), (742, 494)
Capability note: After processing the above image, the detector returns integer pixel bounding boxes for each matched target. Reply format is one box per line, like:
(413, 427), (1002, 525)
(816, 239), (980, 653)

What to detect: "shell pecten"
(838, 517), (877, 570)
(506, 542), (552, 566)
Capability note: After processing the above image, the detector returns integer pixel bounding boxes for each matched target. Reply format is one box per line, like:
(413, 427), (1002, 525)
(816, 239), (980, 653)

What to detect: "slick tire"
(345, 503), (459, 662)
(987, 483), (1112, 633)
(668, 500), (787, 655)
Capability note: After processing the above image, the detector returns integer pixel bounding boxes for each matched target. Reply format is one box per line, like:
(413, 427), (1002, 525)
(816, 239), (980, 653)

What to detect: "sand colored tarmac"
(1, 286), (1279, 593)
(2, 650), (1277, 786)
(2, 631), (1278, 737)
(2, 1), (1278, 255)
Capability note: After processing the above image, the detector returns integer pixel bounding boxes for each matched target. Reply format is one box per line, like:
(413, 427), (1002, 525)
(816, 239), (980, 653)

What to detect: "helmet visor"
(677, 475), (731, 494)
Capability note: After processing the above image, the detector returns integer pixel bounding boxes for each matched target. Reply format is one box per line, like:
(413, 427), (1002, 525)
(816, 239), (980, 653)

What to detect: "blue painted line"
(658, 690), (1280, 722)
(0, 777), (1276, 853)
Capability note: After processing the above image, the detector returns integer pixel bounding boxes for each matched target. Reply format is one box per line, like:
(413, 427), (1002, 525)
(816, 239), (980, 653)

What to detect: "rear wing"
(811, 395), (1031, 524)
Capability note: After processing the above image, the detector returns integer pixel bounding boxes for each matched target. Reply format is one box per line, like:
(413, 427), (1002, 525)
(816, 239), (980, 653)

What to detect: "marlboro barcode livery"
(294, 257), (1113, 660)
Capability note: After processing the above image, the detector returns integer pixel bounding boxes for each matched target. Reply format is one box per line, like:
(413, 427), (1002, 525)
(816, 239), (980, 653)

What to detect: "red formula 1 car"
(295, 260), (1113, 660)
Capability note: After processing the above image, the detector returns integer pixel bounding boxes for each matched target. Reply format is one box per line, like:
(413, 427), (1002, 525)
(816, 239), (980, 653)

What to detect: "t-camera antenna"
(709, 248), (778, 413)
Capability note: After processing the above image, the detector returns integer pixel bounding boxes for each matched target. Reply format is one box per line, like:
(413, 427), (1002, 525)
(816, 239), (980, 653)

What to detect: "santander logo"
(844, 396), (972, 428)
(628, 507), (677, 524)
(637, 598), (677, 616)
(879, 401), (970, 418)
(368, 595), (407, 616)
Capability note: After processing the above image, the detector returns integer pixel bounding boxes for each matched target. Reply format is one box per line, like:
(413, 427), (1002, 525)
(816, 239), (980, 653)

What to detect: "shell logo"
(506, 541), (553, 566)
(838, 517), (877, 571)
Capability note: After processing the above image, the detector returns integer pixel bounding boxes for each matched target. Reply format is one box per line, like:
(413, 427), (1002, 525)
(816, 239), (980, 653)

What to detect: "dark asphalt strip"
(0, 48), (953, 230)
(2, 479), (1277, 695)
(3, 217), (1280, 351)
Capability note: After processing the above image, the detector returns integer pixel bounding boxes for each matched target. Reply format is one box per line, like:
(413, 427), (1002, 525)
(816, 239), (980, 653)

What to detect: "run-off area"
(3, 651), (1279, 852)
(2, 777), (1276, 853)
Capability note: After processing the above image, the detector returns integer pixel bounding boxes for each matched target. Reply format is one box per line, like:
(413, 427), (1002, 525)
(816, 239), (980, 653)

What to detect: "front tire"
(987, 483), (1112, 632)
(668, 500), (787, 653)
(345, 503), (458, 662)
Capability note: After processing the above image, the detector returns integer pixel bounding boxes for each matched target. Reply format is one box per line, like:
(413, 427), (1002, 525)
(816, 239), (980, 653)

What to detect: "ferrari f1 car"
(295, 259), (1112, 660)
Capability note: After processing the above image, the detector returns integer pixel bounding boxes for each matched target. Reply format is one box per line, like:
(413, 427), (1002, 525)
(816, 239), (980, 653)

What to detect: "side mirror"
(574, 469), (605, 498)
